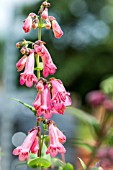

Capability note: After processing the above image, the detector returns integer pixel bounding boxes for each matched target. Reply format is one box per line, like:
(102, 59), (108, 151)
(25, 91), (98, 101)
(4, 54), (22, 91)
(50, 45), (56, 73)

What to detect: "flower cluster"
(23, 1), (63, 39)
(13, 0), (72, 165)
(13, 123), (66, 161)
(33, 78), (71, 119)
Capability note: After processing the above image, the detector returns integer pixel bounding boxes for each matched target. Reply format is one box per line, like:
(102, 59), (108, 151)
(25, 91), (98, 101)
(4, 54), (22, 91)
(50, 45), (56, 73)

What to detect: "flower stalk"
(13, 1), (72, 169)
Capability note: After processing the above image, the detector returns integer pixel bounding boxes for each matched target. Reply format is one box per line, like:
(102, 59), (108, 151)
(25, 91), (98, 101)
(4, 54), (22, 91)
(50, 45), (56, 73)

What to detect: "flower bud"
(29, 13), (36, 18)
(42, 1), (51, 7)
(16, 42), (21, 48)
(20, 47), (26, 55)
(49, 16), (63, 39)
(36, 80), (44, 91)
(45, 19), (51, 29)
(23, 16), (32, 33)
(41, 8), (48, 20)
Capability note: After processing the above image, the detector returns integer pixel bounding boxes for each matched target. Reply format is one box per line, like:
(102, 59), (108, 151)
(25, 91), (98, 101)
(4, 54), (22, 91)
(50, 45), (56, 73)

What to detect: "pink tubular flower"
(49, 16), (63, 39)
(30, 137), (39, 154)
(23, 16), (32, 33)
(41, 8), (48, 20)
(45, 19), (51, 29)
(20, 50), (38, 87)
(50, 78), (72, 114)
(34, 41), (57, 78)
(13, 130), (38, 161)
(46, 123), (66, 157)
(33, 84), (54, 119)
(36, 79), (44, 91)
(16, 55), (27, 72)
(55, 126), (66, 144)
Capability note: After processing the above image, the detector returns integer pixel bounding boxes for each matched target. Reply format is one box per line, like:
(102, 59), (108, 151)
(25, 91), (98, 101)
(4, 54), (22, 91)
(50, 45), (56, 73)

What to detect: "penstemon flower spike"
(13, 1), (72, 170)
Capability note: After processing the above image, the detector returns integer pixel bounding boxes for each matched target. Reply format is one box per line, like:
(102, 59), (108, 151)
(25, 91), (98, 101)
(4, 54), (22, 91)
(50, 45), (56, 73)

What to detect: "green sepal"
(27, 157), (51, 168)
(77, 157), (87, 170)
(10, 98), (36, 115)
(38, 23), (46, 28)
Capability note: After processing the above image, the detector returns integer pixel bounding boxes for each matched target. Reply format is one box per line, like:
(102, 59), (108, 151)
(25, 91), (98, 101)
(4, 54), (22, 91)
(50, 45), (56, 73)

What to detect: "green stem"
(38, 166), (41, 170)
(36, 55), (40, 80)
(36, 19), (42, 79)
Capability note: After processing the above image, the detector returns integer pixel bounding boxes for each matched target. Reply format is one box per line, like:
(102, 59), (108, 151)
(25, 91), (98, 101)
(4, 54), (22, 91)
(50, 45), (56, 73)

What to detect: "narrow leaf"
(10, 98), (36, 115)
(78, 157), (87, 170)
(66, 107), (100, 135)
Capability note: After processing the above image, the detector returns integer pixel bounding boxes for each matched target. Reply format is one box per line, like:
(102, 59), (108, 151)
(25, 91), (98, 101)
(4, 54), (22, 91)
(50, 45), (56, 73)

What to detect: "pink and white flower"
(23, 16), (32, 33)
(46, 123), (66, 157)
(49, 16), (63, 39)
(13, 130), (38, 161)
(20, 50), (38, 88)
(34, 41), (57, 78)
(55, 126), (66, 144)
(50, 78), (72, 114)
(16, 55), (27, 72)
(30, 137), (39, 154)
(33, 84), (54, 119)
(41, 8), (48, 20)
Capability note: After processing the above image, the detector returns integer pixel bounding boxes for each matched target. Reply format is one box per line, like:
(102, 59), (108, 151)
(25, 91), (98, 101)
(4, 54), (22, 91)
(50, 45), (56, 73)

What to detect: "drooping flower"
(34, 41), (57, 78)
(13, 130), (38, 161)
(49, 16), (63, 39)
(50, 78), (72, 114)
(46, 123), (66, 157)
(55, 126), (66, 144)
(23, 16), (32, 33)
(30, 137), (39, 154)
(33, 83), (54, 119)
(41, 8), (48, 20)
(45, 19), (51, 29)
(16, 55), (27, 72)
(20, 50), (38, 87)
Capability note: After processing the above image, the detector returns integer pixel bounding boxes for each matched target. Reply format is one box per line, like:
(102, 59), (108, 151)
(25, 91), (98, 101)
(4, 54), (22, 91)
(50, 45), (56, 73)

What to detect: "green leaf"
(74, 140), (94, 152)
(59, 167), (64, 170)
(41, 142), (51, 162)
(63, 163), (74, 170)
(77, 157), (87, 170)
(10, 98), (36, 115)
(29, 153), (37, 159)
(66, 107), (100, 135)
(51, 158), (64, 167)
(100, 76), (113, 95)
(66, 107), (98, 126)
(27, 157), (51, 168)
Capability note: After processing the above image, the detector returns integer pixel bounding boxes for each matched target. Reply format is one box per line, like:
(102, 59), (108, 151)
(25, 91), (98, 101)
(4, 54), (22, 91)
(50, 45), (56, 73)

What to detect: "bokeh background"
(1, 0), (113, 169)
